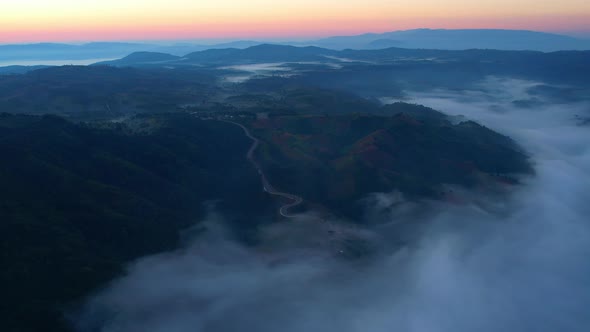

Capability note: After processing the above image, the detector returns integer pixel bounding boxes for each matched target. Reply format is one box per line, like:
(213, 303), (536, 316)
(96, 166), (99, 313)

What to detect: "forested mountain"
(0, 113), (272, 332)
(310, 29), (590, 51)
(250, 105), (531, 217)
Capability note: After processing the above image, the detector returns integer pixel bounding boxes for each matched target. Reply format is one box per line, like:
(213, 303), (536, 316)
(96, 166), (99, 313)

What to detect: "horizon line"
(2, 27), (590, 45)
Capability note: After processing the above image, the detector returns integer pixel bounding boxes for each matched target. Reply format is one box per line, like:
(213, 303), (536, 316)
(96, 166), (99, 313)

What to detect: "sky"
(1, 0), (590, 43)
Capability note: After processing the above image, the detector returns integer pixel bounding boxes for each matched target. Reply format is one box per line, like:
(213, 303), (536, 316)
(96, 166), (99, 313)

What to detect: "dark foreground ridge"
(0, 113), (273, 332)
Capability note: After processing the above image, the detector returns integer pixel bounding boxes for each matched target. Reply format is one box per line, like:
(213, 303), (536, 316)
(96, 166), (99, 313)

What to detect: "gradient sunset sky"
(2, 0), (590, 43)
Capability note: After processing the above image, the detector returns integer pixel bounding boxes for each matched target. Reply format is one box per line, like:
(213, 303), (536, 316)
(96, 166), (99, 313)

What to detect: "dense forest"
(250, 104), (532, 217)
(0, 113), (272, 332)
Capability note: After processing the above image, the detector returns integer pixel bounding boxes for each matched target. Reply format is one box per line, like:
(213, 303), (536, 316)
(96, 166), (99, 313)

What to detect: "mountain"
(96, 43), (590, 69)
(151, 40), (264, 55)
(0, 41), (265, 65)
(94, 52), (181, 66)
(182, 44), (336, 64)
(2, 46), (588, 120)
(0, 66), (217, 117)
(0, 42), (556, 331)
(0, 113), (272, 332)
(100, 44), (337, 66)
(250, 104), (532, 217)
(0, 106), (533, 330)
(97, 44), (590, 90)
(2, 29), (589, 66)
(309, 29), (590, 51)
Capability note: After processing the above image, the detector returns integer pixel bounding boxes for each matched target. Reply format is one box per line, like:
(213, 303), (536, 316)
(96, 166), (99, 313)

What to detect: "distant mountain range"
(93, 44), (590, 75)
(95, 44), (335, 66)
(0, 41), (263, 63)
(1, 29), (589, 66)
(307, 29), (590, 51)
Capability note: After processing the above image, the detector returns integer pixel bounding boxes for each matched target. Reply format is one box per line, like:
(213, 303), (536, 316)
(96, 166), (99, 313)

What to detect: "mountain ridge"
(2, 29), (589, 65)
(309, 28), (590, 51)
(91, 43), (590, 71)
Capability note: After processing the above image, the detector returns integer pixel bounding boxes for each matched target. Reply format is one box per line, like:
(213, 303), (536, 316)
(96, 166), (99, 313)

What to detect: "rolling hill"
(249, 103), (532, 217)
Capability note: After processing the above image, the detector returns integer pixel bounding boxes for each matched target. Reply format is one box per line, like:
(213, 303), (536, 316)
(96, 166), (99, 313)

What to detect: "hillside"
(1, 30), (588, 66)
(0, 103), (535, 331)
(0, 113), (272, 332)
(311, 29), (590, 51)
(94, 52), (181, 66)
(90, 45), (590, 90)
(0, 66), (218, 117)
(249, 104), (532, 217)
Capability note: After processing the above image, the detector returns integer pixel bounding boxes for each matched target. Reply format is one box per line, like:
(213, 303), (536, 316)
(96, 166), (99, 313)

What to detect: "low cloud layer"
(73, 77), (590, 332)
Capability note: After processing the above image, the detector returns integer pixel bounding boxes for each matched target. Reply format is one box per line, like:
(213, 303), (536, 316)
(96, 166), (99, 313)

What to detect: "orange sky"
(1, 0), (589, 43)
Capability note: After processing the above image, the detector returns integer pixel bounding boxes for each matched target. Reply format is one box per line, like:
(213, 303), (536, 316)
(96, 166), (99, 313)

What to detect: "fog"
(220, 62), (340, 83)
(73, 77), (590, 332)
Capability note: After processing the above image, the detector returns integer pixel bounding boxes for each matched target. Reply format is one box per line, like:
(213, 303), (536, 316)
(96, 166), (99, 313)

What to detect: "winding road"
(223, 120), (304, 218)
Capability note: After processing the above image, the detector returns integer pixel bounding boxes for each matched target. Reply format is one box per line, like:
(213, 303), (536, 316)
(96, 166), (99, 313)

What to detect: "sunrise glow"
(2, 0), (590, 43)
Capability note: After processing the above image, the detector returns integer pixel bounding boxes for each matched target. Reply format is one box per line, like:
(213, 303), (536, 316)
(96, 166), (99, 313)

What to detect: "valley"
(0, 43), (588, 332)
